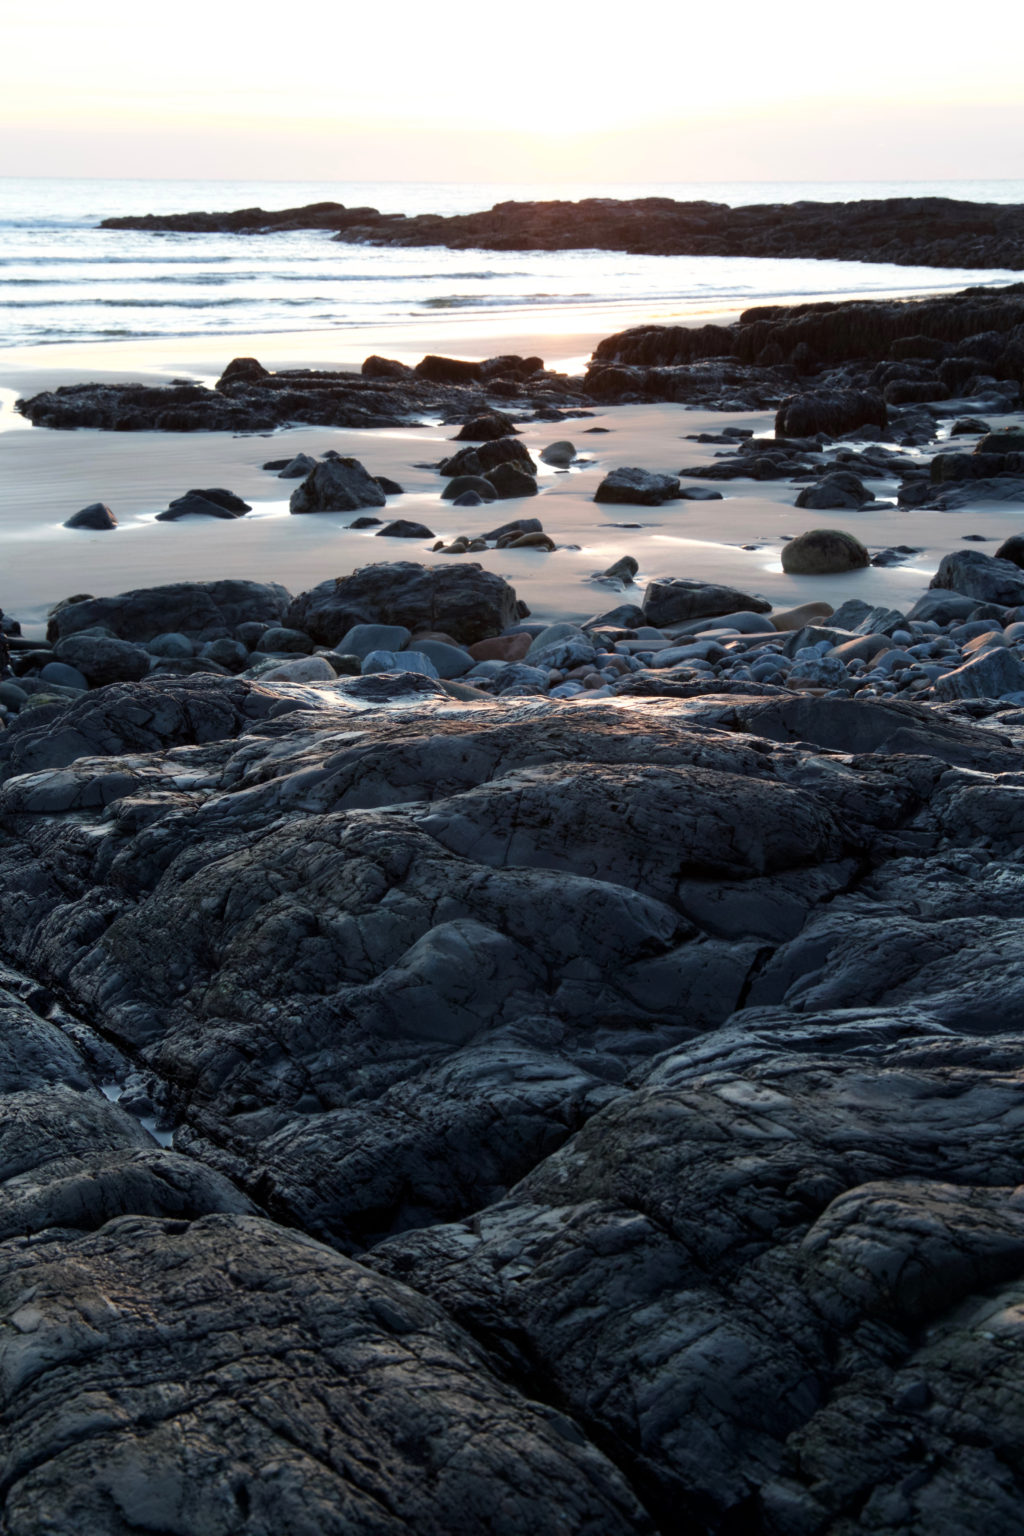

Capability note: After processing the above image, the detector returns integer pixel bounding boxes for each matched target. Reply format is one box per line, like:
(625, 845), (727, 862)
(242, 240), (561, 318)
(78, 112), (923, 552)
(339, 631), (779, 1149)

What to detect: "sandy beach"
(2, 302), (1020, 636)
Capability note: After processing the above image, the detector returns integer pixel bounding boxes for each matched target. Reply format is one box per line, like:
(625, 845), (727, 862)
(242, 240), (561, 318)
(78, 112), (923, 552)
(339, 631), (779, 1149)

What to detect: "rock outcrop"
(102, 195), (1024, 271)
(4, 670), (1024, 1530)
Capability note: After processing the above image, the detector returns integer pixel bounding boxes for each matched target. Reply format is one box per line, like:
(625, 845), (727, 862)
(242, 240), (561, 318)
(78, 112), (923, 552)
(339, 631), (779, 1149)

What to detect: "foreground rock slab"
(4, 671), (1024, 1531)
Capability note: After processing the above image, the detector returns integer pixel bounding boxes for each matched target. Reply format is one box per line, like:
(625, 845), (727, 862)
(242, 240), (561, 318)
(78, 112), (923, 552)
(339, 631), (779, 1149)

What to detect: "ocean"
(1, 177), (1023, 352)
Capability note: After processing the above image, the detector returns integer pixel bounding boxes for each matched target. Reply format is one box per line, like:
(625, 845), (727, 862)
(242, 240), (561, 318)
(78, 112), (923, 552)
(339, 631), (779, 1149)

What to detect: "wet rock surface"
(5, 598), (1024, 1528)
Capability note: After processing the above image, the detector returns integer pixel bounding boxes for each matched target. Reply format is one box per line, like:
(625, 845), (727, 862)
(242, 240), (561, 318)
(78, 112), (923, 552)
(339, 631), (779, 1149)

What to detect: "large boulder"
(781, 529), (870, 575)
(289, 458), (388, 515)
(929, 549), (1024, 606)
(47, 580), (291, 644)
(775, 390), (887, 438)
(594, 467), (681, 505)
(285, 562), (523, 646)
(642, 579), (771, 626)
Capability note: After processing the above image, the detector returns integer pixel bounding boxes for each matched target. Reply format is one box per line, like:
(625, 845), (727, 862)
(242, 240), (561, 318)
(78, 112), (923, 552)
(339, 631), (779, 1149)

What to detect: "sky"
(2, 0), (1023, 182)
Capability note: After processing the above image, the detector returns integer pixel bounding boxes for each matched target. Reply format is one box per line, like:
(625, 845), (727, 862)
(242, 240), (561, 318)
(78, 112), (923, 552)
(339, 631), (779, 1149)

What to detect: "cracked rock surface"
(3, 675), (1024, 1531)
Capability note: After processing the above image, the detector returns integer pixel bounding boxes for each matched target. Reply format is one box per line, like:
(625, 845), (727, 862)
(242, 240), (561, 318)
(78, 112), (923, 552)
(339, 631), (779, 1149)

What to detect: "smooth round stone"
(39, 661), (88, 690)
(876, 649), (915, 674)
(539, 441), (576, 467)
(337, 623), (412, 660)
(0, 680), (28, 708)
(889, 629), (912, 645)
(201, 638), (249, 670)
(410, 639), (474, 678)
(361, 649), (440, 679)
(146, 632), (194, 659)
(260, 655), (338, 683)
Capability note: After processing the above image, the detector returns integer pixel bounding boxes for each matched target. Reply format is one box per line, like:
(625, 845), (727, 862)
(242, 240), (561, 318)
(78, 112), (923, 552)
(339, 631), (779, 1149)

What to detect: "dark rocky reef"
(103, 195), (1024, 271)
(6, 560), (1024, 1529)
(16, 354), (590, 433)
(587, 284), (1024, 412)
(16, 286), (1024, 431)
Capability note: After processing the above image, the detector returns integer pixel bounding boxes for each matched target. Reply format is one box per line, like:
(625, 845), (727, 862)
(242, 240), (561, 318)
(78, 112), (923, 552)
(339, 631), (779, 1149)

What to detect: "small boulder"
(603, 557), (639, 582)
(157, 488), (251, 521)
(781, 529), (870, 575)
(995, 535), (1024, 569)
(277, 453), (318, 479)
(771, 602), (835, 631)
(454, 413), (518, 441)
(361, 355), (412, 379)
(642, 580), (771, 627)
(52, 634), (151, 686)
(290, 458), (387, 515)
(414, 356), (483, 384)
(795, 472), (871, 510)
(376, 520), (434, 539)
(375, 476), (405, 495)
(361, 649), (441, 679)
(467, 633), (532, 664)
(259, 655), (338, 683)
(442, 476), (497, 502)
(254, 627), (315, 655)
(934, 646), (1024, 701)
(775, 390), (887, 438)
(540, 441), (576, 466)
(337, 623), (412, 659)
(64, 502), (117, 531)
(38, 661), (88, 691)
(594, 467), (680, 506)
(440, 438), (537, 478)
(929, 549), (1024, 607)
(485, 464), (539, 500)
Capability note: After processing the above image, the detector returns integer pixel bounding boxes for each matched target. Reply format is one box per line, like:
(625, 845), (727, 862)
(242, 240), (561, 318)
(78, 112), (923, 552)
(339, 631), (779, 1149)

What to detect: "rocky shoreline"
(100, 194), (1024, 271)
(16, 284), (1024, 433)
(4, 545), (1024, 1529)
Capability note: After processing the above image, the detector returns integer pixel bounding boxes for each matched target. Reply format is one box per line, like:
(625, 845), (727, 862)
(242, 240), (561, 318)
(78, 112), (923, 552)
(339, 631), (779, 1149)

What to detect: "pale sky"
(2, 0), (1022, 182)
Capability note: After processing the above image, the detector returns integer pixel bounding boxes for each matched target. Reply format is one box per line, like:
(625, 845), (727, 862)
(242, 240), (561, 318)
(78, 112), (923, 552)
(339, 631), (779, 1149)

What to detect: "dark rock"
(484, 463), (539, 499)
(348, 515), (384, 528)
(156, 487), (251, 521)
(289, 457), (388, 515)
(284, 562), (522, 646)
(930, 549), (1024, 606)
(375, 476), (405, 495)
(218, 356), (270, 385)
(795, 471), (871, 509)
(782, 528), (870, 574)
(63, 502), (117, 531)
(47, 580), (290, 645)
(414, 355), (483, 384)
(642, 579), (771, 626)
(376, 520), (435, 538)
(776, 390), (887, 437)
(453, 412), (518, 441)
(483, 517), (544, 541)
(276, 452), (318, 478)
(51, 635), (151, 687)
(361, 354), (413, 378)
(439, 438), (536, 478)
(594, 467), (681, 505)
(995, 534), (1024, 568)
(254, 627), (315, 655)
(442, 476), (497, 502)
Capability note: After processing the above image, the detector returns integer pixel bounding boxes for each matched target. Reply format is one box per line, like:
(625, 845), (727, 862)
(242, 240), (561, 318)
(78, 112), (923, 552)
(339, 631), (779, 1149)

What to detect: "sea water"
(1, 177), (1022, 350)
